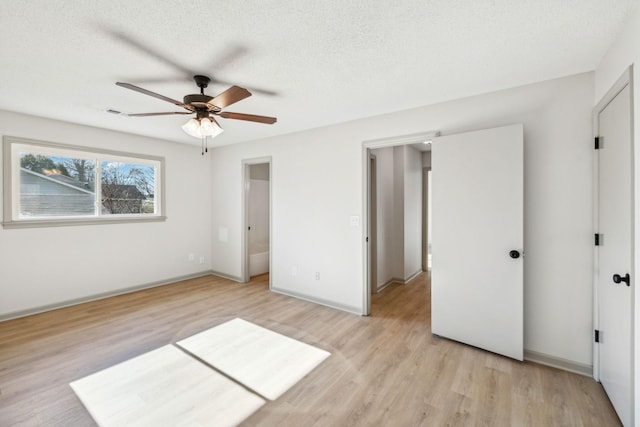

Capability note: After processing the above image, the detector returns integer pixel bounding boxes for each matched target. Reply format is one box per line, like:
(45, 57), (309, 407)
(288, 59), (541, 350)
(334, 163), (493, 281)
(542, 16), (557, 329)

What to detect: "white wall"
(0, 110), (212, 318)
(248, 177), (270, 249)
(209, 71), (594, 366)
(403, 145), (422, 279)
(211, 136), (364, 310)
(594, 6), (640, 420)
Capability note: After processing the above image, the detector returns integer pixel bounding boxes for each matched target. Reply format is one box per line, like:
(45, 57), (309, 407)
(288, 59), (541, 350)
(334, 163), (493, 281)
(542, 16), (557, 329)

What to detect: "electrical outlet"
(315, 272), (320, 280)
(188, 253), (195, 262)
(199, 256), (205, 264)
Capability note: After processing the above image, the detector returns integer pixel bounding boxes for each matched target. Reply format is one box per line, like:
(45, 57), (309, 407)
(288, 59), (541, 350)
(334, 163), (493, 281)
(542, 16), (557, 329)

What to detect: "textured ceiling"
(0, 1), (635, 147)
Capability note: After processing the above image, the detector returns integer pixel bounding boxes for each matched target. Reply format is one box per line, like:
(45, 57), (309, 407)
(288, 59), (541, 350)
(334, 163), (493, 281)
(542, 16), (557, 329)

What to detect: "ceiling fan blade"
(211, 86), (252, 109)
(125, 112), (192, 117)
(213, 77), (279, 97)
(123, 75), (278, 97)
(105, 28), (192, 78)
(207, 44), (249, 72)
(125, 76), (192, 85)
(116, 82), (190, 108)
(219, 112), (277, 124)
(103, 27), (278, 98)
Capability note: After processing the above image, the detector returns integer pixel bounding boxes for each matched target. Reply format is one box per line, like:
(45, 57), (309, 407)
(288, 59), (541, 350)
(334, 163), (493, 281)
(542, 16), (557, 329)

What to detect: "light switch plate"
(349, 215), (360, 227)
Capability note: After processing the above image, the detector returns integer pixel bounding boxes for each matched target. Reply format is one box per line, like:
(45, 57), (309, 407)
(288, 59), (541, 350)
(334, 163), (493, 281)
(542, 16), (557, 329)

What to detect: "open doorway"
(242, 158), (272, 284)
(364, 132), (436, 315)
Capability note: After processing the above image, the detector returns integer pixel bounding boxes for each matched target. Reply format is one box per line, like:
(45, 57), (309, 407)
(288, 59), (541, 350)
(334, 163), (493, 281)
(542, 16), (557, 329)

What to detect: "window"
(3, 136), (165, 228)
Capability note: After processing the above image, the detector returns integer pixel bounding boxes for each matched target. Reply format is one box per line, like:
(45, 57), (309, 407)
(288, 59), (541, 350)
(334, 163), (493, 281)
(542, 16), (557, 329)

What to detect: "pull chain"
(201, 136), (210, 155)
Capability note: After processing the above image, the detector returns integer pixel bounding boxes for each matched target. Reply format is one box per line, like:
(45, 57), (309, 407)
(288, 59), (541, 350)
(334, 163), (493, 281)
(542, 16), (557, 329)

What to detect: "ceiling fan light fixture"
(181, 117), (224, 139)
(200, 117), (224, 137)
(200, 117), (214, 133)
(182, 118), (201, 138)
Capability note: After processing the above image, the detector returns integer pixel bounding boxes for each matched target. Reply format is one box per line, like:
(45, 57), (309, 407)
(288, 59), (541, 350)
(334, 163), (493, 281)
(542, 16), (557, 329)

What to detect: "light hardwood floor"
(0, 273), (621, 426)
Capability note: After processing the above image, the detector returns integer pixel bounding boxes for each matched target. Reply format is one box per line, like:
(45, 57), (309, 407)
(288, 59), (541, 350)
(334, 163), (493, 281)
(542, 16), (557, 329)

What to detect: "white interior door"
(431, 124), (523, 360)
(597, 81), (633, 426)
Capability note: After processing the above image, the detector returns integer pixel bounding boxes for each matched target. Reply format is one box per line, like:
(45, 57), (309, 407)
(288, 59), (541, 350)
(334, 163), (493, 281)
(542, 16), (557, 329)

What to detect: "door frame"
(592, 66), (635, 385)
(362, 131), (439, 315)
(422, 166), (431, 272)
(241, 156), (273, 286)
(369, 153), (378, 295)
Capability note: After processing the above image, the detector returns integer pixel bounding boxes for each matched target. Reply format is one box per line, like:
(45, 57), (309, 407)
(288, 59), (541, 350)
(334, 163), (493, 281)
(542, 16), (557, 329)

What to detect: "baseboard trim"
(378, 270), (425, 289)
(0, 270), (214, 322)
(404, 269), (423, 284)
(524, 349), (592, 377)
(375, 270), (425, 292)
(376, 279), (396, 292)
(271, 286), (362, 315)
(209, 270), (242, 283)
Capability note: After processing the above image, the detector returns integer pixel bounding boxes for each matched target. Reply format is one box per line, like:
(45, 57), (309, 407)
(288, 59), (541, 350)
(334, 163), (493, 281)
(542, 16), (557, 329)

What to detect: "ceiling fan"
(111, 75), (277, 150)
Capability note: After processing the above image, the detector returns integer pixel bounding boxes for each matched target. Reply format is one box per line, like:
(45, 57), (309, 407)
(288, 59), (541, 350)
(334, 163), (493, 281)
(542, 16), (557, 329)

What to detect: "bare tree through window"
(101, 161), (155, 214)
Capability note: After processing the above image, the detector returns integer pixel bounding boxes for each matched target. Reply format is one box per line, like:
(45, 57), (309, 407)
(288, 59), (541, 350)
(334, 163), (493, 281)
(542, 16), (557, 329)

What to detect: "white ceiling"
(0, 1), (635, 147)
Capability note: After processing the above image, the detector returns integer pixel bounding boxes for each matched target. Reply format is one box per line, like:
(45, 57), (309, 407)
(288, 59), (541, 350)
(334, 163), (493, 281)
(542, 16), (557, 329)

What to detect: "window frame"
(2, 136), (166, 228)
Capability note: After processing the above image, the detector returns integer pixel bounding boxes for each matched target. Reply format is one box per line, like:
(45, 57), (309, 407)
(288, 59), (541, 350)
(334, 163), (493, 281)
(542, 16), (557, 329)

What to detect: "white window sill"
(2, 215), (167, 229)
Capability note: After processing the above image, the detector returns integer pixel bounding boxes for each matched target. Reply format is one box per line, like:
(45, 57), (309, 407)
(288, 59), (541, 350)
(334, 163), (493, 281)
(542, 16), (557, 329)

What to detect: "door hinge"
(595, 233), (600, 246)
(366, 237), (369, 242)
(595, 329), (600, 343)
(594, 136), (600, 149)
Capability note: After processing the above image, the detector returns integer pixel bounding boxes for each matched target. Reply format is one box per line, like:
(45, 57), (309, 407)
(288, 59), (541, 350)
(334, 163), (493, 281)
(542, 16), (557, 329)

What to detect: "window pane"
(101, 161), (156, 215)
(19, 153), (96, 217)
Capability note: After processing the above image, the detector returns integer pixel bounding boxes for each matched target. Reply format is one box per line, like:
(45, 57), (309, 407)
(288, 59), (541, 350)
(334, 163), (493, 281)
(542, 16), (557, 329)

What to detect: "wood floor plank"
(0, 272), (621, 426)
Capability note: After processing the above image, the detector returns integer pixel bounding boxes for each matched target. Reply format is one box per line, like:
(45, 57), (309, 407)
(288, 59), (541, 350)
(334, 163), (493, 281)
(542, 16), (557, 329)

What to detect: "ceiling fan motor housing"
(183, 94), (221, 112)
(195, 109), (213, 120)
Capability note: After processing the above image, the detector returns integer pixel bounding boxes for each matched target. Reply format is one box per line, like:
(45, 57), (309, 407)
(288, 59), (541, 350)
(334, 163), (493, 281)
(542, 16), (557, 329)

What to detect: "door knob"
(613, 273), (630, 286)
(509, 250), (520, 259)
